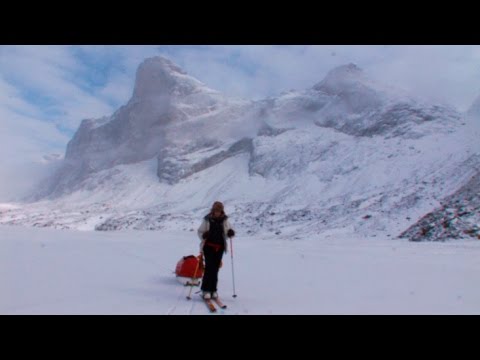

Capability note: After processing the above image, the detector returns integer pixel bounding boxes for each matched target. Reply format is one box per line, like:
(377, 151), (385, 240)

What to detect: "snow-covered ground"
(2, 225), (479, 315)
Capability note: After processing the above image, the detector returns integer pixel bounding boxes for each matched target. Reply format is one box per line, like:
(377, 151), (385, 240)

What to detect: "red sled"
(175, 255), (204, 286)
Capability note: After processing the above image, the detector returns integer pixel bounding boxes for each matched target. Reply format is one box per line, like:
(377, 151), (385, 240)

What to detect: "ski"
(212, 297), (227, 309)
(204, 298), (217, 313)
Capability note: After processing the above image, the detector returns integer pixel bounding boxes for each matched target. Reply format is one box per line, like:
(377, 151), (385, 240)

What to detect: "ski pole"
(229, 237), (237, 298)
(186, 253), (202, 300)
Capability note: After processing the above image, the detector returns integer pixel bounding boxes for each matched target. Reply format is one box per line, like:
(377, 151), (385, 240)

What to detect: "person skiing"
(197, 201), (235, 300)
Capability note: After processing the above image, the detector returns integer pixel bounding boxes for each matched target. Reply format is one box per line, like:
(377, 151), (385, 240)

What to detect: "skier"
(197, 201), (235, 300)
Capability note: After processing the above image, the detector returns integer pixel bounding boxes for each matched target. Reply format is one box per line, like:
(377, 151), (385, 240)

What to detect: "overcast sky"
(1, 45), (479, 201)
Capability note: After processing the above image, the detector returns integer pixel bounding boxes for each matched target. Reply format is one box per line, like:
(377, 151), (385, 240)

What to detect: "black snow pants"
(201, 243), (224, 292)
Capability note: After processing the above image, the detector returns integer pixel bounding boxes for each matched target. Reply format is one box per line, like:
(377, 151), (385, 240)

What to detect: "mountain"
(3, 57), (478, 239)
(34, 56), (253, 197)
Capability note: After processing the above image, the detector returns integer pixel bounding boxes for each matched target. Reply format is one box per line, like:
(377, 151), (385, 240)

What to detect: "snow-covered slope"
(398, 95), (480, 241)
(2, 57), (479, 240)
(399, 169), (480, 241)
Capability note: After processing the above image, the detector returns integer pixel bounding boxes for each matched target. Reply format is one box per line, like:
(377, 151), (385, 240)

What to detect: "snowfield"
(2, 225), (480, 315)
